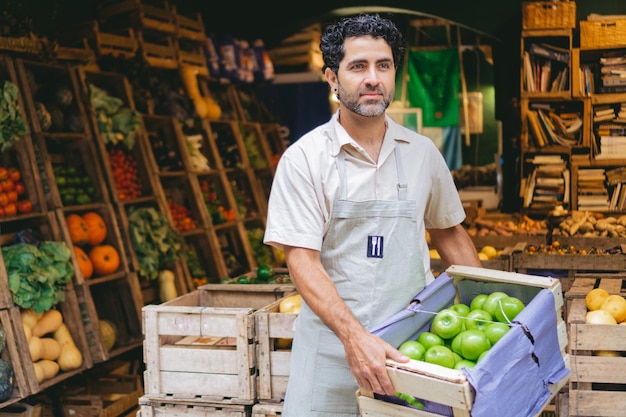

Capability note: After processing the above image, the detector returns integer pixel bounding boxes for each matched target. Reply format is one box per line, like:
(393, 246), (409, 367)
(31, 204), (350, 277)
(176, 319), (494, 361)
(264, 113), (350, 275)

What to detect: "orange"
(600, 295), (626, 323)
(585, 288), (609, 311)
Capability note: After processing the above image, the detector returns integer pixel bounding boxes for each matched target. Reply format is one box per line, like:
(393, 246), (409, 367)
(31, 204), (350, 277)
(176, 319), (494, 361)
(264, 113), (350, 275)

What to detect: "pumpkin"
(88, 244), (120, 276)
(82, 212), (107, 245)
(66, 214), (89, 245)
(99, 320), (118, 351)
(74, 245), (93, 279)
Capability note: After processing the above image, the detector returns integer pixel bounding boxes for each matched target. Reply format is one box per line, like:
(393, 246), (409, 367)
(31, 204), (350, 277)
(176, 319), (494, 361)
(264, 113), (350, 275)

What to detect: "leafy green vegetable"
(89, 82), (142, 149)
(3, 241), (73, 313)
(128, 207), (184, 280)
(0, 80), (28, 152)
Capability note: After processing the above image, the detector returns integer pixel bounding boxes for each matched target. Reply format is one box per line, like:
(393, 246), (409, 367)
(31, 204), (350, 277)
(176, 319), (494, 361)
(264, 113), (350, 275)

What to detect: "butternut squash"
(53, 323), (83, 371)
(23, 323), (32, 344)
(33, 359), (59, 383)
(57, 343), (83, 371)
(52, 323), (74, 346)
(29, 336), (43, 361)
(21, 309), (39, 329)
(32, 309), (63, 337)
(40, 337), (62, 361)
(158, 269), (178, 302)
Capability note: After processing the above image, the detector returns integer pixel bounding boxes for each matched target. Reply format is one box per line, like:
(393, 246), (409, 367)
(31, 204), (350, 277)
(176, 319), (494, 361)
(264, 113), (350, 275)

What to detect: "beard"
(337, 84), (392, 117)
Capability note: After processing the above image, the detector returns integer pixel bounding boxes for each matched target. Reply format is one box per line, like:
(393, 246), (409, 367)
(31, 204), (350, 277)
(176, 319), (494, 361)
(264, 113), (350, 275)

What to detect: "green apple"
(482, 291), (510, 318)
(464, 308), (493, 331)
(449, 303), (471, 317)
(424, 345), (456, 368)
(470, 293), (489, 311)
(399, 340), (426, 361)
(430, 308), (464, 340)
(454, 359), (476, 371)
(484, 322), (511, 345)
(453, 329), (491, 361)
(396, 392), (425, 409)
(417, 331), (444, 351)
(494, 296), (525, 323)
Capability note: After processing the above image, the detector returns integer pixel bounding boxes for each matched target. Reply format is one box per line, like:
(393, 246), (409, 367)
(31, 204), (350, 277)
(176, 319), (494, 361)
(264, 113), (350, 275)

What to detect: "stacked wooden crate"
(138, 283), (295, 416)
(0, 54), (93, 406)
(564, 272), (626, 416)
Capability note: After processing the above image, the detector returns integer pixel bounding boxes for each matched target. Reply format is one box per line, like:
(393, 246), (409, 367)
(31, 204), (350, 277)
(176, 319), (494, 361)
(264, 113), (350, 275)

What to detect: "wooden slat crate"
(98, 0), (177, 35)
(512, 243), (626, 275)
(254, 295), (298, 403)
(60, 374), (143, 417)
(562, 272), (626, 334)
(142, 302), (256, 403)
(114, 199), (169, 278)
(357, 265), (570, 417)
(0, 35), (41, 56)
(15, 59), (91, 137)
(74, 272), (144, 364)
(0, 55), (47, 218)
(194, 281), (295, 308)
(56, 204), (129, 284)
(137, 395), (252, 417)
(19, 287), (93, 395)
(142, 115), (191, 175)
(60, 21), (138, 59)
(251, 403), (282, 417)
(137, 31), (178, 70)
(142, 284), (296, 404)
(267, 24), (323, 73)
(0, 400), (42, 417)
(567, 296), (626, 416)
(31, 133), (110, 209)
(181, 232), (225, 287)
(0, 308), (34, 408)
(172, 5), (205, 42)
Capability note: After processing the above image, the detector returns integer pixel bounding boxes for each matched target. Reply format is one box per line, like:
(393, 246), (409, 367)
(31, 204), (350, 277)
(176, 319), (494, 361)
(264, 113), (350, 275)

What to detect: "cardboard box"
(358, 265), (570, 417)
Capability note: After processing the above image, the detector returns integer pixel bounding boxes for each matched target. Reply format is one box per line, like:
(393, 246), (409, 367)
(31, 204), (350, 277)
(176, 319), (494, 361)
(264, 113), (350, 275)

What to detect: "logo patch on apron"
(367, 236), (383, 258)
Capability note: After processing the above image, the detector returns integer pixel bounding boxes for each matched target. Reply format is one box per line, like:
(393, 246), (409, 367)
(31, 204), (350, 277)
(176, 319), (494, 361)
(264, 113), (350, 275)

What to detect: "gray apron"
(283, 145), (427, 416)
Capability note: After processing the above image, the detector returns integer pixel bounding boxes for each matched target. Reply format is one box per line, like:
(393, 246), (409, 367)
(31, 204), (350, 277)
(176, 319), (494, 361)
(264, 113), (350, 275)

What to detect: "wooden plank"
(1, 308), (34, 406)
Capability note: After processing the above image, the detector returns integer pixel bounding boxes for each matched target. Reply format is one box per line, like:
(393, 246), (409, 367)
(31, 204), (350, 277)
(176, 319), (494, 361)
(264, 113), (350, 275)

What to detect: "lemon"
(600, 294), (626, 323)
(477, 252), (489, 261)
(585, 288), (609, 311)
(480, 246), (497, 260)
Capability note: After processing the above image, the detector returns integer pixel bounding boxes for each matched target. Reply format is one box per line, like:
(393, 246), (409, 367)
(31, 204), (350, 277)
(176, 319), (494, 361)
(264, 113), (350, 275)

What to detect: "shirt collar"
(326, 109), (410, 157)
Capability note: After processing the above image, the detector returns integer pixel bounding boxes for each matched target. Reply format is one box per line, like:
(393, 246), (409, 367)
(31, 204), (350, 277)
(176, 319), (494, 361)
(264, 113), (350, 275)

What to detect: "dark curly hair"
(320, 13), (405, 74)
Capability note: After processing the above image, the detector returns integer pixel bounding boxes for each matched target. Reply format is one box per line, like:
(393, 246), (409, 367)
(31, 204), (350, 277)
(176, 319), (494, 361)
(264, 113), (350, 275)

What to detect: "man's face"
(335, 36), (396, 117)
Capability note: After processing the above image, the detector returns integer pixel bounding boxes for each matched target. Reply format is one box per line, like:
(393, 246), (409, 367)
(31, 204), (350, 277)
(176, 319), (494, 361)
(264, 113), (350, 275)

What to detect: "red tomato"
(6, 190), (17, 203)
(8, 168), (20, 182)
(16, 200), (33, 214)
(0, 179), (14, 192)
(4, 203), (17, 216)
(0, 167), (7, 181)
(13, 182), (25, 195)
(0, 193), (8, 207)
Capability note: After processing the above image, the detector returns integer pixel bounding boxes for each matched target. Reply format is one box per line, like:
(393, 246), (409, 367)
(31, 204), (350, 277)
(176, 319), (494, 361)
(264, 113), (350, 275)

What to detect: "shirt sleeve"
(264, 148), (326, 251)
(423, 146), (466, 230)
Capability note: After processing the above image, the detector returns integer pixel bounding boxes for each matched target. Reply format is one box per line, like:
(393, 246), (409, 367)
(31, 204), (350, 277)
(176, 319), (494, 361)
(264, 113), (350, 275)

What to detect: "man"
(263, 13), (482, 416)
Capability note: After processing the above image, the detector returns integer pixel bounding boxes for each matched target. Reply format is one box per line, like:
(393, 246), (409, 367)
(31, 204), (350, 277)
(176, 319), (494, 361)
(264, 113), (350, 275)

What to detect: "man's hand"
(343, 330), (409, 395)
